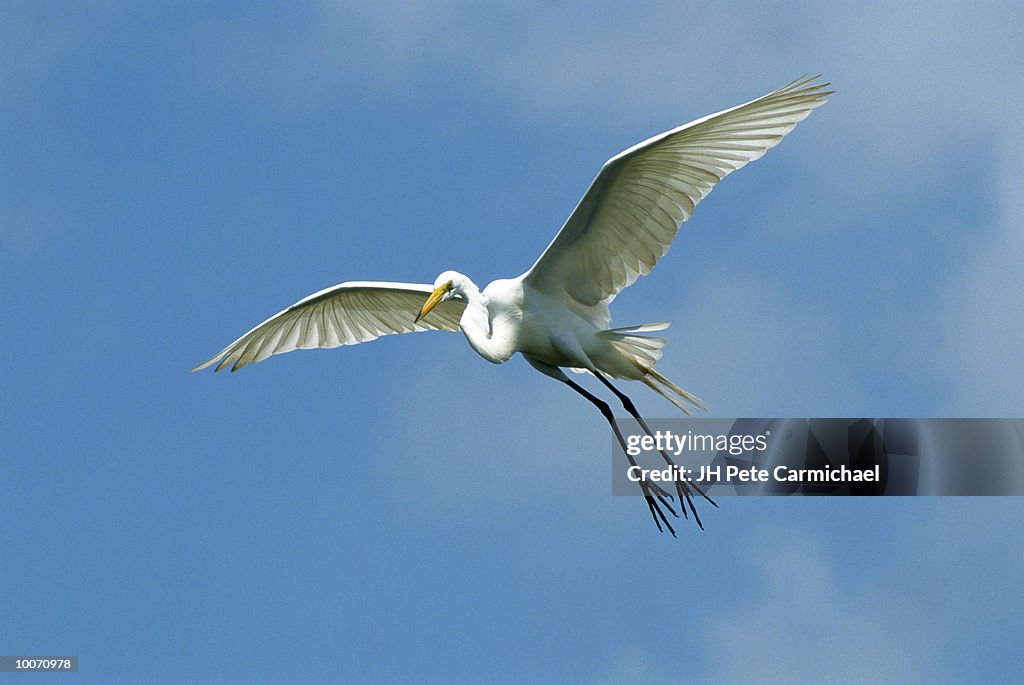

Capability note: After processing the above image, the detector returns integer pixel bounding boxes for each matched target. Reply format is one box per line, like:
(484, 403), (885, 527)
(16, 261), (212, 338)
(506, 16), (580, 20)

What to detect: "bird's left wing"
(523, 76), (831, 306)
(193, 281), (466, 372)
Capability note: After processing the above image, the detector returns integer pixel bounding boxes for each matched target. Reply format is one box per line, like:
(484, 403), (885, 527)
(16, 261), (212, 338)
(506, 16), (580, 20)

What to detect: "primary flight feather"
(195, 76), (831, 535)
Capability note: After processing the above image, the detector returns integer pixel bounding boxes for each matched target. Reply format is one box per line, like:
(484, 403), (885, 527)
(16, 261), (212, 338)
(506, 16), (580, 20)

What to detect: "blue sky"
(3, 1), (1023, 682)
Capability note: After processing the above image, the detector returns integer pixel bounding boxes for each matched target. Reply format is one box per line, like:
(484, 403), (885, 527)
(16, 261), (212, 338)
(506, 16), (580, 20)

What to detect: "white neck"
(456, 277), (516, 364)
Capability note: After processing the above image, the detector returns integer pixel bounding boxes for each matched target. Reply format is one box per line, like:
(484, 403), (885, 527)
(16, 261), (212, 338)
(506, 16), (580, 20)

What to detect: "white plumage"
(195, 76), (831, 535)
(193, 282), (465, 373)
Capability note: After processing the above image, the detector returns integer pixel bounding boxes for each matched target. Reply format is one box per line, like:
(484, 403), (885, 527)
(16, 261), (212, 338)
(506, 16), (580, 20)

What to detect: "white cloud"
(575, 499), (1024, 684)
(700, 500), (1024, 683)
(702, 522), (941, 683)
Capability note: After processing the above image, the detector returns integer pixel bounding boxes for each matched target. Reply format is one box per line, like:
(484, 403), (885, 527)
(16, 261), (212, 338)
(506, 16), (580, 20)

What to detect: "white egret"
(195, 76), (830, 535)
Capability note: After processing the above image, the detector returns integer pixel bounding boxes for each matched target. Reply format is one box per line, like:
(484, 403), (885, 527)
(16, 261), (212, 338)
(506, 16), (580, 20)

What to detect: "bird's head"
(414, 270), (466, 323)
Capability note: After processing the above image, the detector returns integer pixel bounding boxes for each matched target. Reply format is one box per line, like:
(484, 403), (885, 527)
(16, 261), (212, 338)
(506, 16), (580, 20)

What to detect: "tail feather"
(642, 367), (708, 415)
(599, 327), (667, 367)
(604, 322), (670, 334)
(599, 323), (708, 414)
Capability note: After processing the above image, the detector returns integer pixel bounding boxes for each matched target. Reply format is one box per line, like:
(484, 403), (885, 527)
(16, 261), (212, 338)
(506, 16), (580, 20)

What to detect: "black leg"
(592, 373), (718, 530)
(562, 378), (679, 537)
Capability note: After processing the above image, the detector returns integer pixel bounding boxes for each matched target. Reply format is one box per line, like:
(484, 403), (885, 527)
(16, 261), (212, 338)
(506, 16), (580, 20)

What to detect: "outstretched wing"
(193, 281), (466, 373)
(523, 76), (831, 306)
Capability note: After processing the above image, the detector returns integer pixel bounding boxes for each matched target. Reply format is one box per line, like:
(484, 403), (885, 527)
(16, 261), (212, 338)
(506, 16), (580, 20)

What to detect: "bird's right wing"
(523, 76), (831, 306)
(193, 281), (466, 372)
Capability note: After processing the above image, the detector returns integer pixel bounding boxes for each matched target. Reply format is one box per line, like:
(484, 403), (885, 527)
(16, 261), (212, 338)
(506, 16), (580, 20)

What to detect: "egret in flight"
(195, 76), (830, 535)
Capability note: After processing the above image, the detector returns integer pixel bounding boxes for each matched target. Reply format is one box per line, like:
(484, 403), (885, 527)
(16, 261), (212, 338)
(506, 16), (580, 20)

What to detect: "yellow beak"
(414, 281), (451, 323)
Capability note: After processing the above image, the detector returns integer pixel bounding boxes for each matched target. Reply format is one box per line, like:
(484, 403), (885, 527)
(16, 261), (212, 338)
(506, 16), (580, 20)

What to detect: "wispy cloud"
(701, 500), (1024, 683)
(0, 2), (120, 94)
(704, 524), (941, 682)
(940, 142), (1024, 414)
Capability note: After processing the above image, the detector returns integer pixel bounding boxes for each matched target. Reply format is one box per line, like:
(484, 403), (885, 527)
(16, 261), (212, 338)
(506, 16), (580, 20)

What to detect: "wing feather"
(523, 76), (830, 305)
(193, 281), (466, 372)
